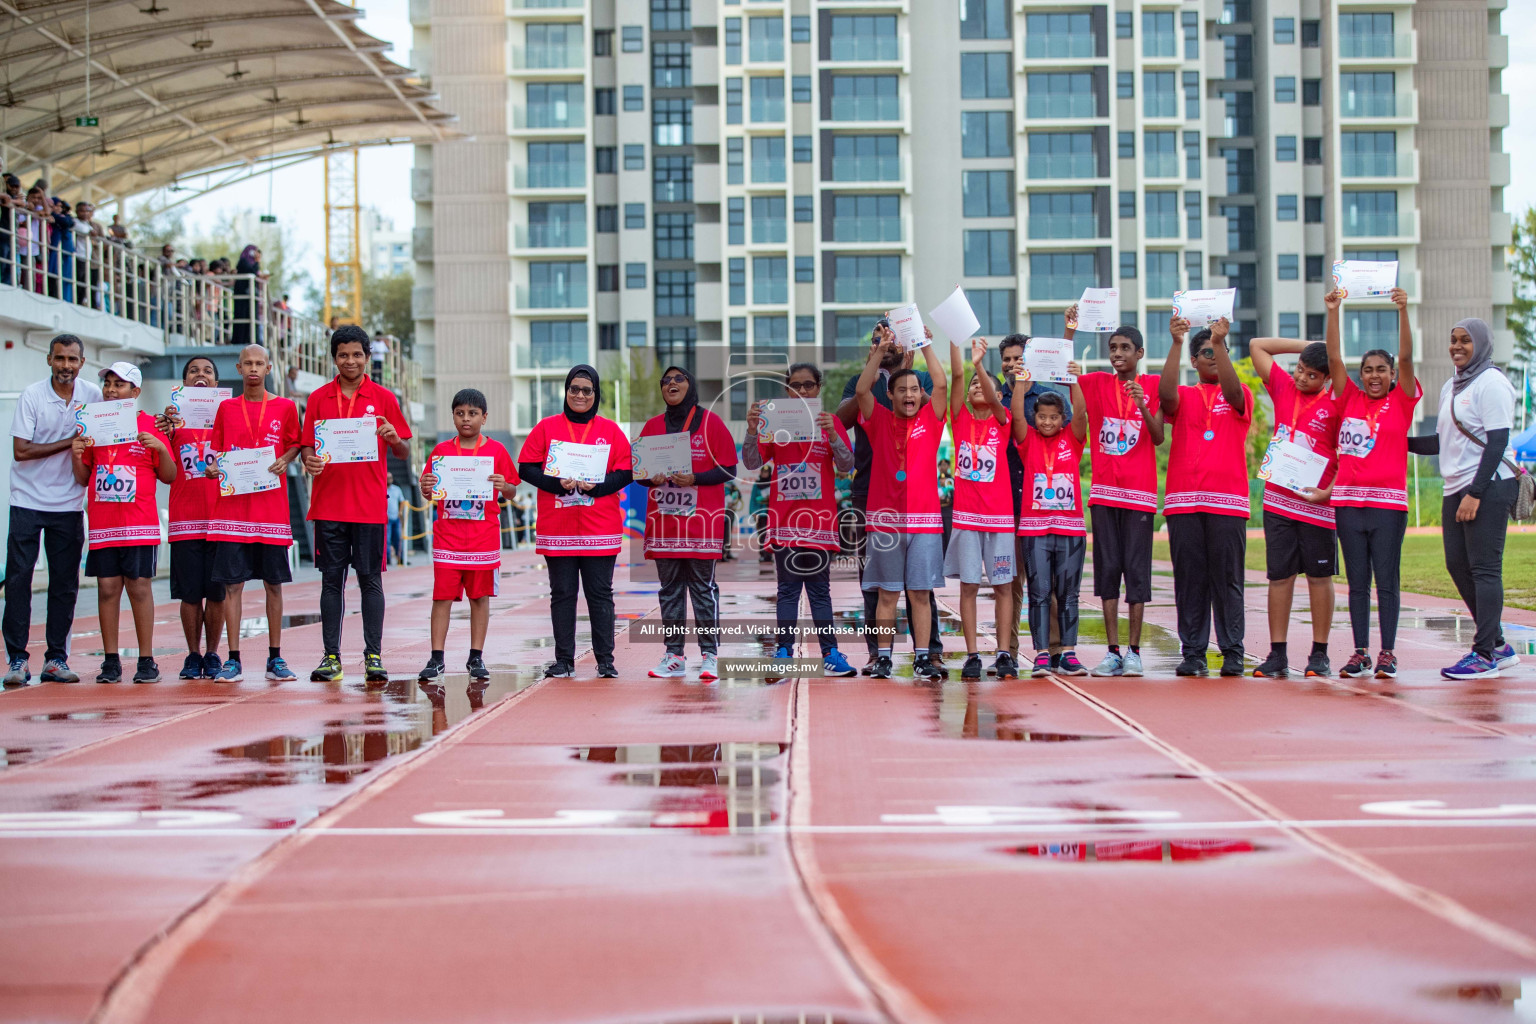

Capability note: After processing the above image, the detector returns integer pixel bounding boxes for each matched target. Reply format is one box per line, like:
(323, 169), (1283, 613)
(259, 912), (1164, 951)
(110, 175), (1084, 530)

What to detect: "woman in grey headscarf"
(1406, 317), (1522, 679)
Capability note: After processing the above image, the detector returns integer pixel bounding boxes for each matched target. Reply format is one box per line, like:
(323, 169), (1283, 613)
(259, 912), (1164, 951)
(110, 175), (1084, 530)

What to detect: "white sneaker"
(648, 653), (687, 678)
(1121, 650), (1144, 677)
(699, 653), (719, 681)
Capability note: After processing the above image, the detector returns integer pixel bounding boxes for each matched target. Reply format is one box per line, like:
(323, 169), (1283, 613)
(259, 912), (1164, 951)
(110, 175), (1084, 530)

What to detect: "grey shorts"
(943, 528), (1017, 585)
(861, 531), (945, 592)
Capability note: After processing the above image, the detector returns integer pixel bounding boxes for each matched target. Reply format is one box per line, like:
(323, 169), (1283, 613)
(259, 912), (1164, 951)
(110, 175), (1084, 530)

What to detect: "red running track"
(0, 551), (1533, 1022)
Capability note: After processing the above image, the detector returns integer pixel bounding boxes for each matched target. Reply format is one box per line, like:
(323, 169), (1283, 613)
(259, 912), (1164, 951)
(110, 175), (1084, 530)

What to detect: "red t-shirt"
(1260, 364), (1343, 528)
(859, 402), (943, 534)
(949, 405), (1015, 533)
(427, 437), (518, 568)
(1080, 371), (1161, 513)
(82, 412), (168, 550)
(166, 424), (218, 541)
(759, 419), (852, 551)
(518, 414), (631, 557)
(641, 407), (737, 558)
(1333, 379), (1422, 511)
(1163, 381), (1254, 518)
(1015, 425), (1087, 537)
(209, 393), (302, 546)
(300, 377), (413, 524)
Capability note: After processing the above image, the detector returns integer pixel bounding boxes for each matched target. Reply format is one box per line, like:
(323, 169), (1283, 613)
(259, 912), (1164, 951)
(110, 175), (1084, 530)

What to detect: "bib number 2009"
(94, 465), (137, 503)
(1032, 473), (1074, 511)
(956, 441), (997, 483)
(656, 484), (698, 516)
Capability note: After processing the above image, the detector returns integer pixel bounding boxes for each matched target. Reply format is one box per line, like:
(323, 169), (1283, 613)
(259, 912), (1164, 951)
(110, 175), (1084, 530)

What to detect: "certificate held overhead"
(1171, 288), (1238, 329)
(1331, 259), (1398, 298)
(1017, 337), (1077, 384)
(1073, 288), (1121, 334)
(928, 285), (981, 344)
(885, 302), (928, 350)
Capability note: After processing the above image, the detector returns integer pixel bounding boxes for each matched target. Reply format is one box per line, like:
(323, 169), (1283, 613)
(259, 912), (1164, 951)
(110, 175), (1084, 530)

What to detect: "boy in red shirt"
(416, 388), (519, 682)
(71, 362), (176, 683)
(1010, 365), (1089, 677)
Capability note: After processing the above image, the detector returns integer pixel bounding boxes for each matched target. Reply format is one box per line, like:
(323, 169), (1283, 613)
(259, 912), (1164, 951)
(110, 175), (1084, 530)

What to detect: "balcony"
(516, 283), (588, 310)
(412, 227), (433, 260)
(1489, 33), (1509, 69)
(1491, 210), (1513, 247)
(514, 223), (587, 250)
(1341, 207), (1418, 243)
(508, 0), (583, 12)
(1341, 150), (1418, 181)
(1338, 91), (1416, 122)
(1338, 32), (1415, 62)
(511, 104), (585, 131)
(410, 167), (433, 202)
(510, 41), (585, 71)
(1490, 92), (1510, 129)
(1027, 213), (1099, 241)
(1491, 150), (1511, 188)
(412, 285), (435, 320)
(512, 163), (586, 189)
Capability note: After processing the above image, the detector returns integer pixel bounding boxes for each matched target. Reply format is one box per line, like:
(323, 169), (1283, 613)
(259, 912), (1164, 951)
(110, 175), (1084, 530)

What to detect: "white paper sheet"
(74, 400), (138, 446)
(759, 397), (821, 443)
(631, 431), (694, 480)
(1331, 260), (1398, 298)
(169, 386), (231, 431)
(886, 302), (928, 350)
(1171, 288), (1238, 329)
(928, 286), (981, 344)
(1074, 288), (1122, 333)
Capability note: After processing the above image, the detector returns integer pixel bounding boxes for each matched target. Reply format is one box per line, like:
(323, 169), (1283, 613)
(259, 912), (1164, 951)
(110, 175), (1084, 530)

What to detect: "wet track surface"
(1, 551), (1535, 1022)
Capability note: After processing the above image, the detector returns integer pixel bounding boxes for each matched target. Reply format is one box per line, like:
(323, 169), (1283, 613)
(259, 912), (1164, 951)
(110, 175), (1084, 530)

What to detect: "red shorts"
(432, 563), (499, 602)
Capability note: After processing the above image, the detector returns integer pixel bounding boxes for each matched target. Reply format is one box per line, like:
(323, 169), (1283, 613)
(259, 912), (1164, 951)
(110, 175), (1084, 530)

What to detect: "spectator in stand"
(0, 175), (20, 285)
(231, 245), (260, 347)
(109, 213), (127, 241)
(370, 333), (391, 383)
(73, 201), (103, 308)
(18, 186), (46, 291)
(46, 198), (74, 303)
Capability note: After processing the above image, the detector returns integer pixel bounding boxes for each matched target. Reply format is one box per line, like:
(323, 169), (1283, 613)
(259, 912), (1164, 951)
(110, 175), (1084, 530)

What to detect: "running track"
(1, 550), (1533, 1022)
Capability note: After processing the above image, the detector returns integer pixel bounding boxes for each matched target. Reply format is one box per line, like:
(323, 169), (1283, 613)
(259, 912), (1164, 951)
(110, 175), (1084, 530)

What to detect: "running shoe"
(596, 661), (619, 678)
(649, 653), (687, 679)
(766, 645), (793, 684)
(363, 653), (389, 684)
(214, 659), (244, 682)
(1120, 651), (1144, 677)
(266, 657), (296, 682)
(699, 653), (719, 681)
(822, 649), (856, 677)
(1442, 652), (1499, 680)
(1219, 655), (1245, 677)
(1057, 651), (1088, 676)
(544, 661), (574, 679)
(1493, 642), (1521, 670)
(960, 654), (984, 681)
(913, 654), (945, 682)
(40, 658), (77, 683)
(201, 652), (222, 679)
(96, 659), (122, 684)
(860, 656), (879, 677)
(310, 654), (344, 682)
(178, 653), (203, 680)
(466, 654), (491, 681)
(994, 651), (1019, 680)
(419, 657), (445, 681)
(1373, 651), (1398, 679)
(1090, 652), (1124, 677)
(3, 657), (29, 687)
(1252, 652), (1289, 678)
(868, 654), (893, 679)
(1340, 650), (1373, 679)
(132, 658), (160, 684)
(1031, 652), (1052, 678)
(1174, 657), (1208, 677)
(1304, 650), (1331, 678)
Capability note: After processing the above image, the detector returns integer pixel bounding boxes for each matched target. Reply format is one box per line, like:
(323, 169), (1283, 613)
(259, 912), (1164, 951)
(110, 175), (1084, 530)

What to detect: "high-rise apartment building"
(411, 0), (1510, 443)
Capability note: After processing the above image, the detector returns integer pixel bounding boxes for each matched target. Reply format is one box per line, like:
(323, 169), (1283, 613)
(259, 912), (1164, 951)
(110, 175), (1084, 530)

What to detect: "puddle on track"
(1421, 979), (1536, 1016)
(932, 681), (1119, 742)
(575, 742), (787, 829)
(1010, 838), (1263, 862)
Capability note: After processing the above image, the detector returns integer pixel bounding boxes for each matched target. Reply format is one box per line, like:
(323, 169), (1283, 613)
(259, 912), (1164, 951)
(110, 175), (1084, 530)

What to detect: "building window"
(1029, 192), (1095, 240)
(1143, 11), (1175, 57)
(625, 263), (646, 289)
(656, 270), (696, 316)
(1343, 310), (1398, 357)
(729, 317), (748, 354)
(753, 256), (788, 304)
(1026, 12), (1094, 58)
(729, 258), (746, 305)
(654, 154), (693, 202)
(1302, 78), (1321, 106)
(598, 322), (619, 351)
(962, 52), (1012, 99)
(960, 0), (1010, 40)
(829, 314), (880, 360)
(1342, 191), (1397, 236)
(1224, 35), (1252, 79)
(1342, 131), (1397, 177)
(1305, 255), (1324, 282)
(1117, 131), (1135, 159)
(749, 16), (783, 62)
(527, 201), (585, 247)
(794, 195), (813, 222)
(655, 212), (694, 260)
(795, 257), (814, 283)
(751, 136), (786, 182)
(727, 137), (744, 183)
(969, 289), (1016, 336)
(796, 315), (815, 343)
(1119, 190), (1136, 220)
(626, 320), (646, 349)
(1145, 191), (1179, 238)
(1340, 12), (1396, 58)
(1340, 72), (1396, 117)
(793, 135), (813, 163)
(1185, 250), (1203, 289)
(964, 229), (1014, 277)
(529, 261), (587, 307)
(596, 264), (618, 292)
(724, 17), (741, 64)
(1182, 11), (1199, 58)
(1304, 195), (1324, 223)
(1302, 20), (1320, 47)
(656, 327), (696, 375)
(527, 141), (585, 187)
(594, 87), (615, 116)
(1031, 251), (1098, 300)
(1118, 252), (1137, 280)
(1275, 77), (1296, 103)
(830, 134), (900, 181)
(1027, 132), (1095, 179)
(593, 29), (613, 56)
(1117, 71), (1135, 100)
(1143, 72), (1175, 117)
(833, 255), (903, 303)
(622, 25), (644, 52)
(1183, 71), (1200, 119)
(527, 83), (585, 128)
(1026, 72), (1096, 119)
(528, 321), (589, 368)
(595, 146), (616, 173)
(1223, 146), (1255, 193)
(831, 14), (899, 60)
(727, 197), (744, 245)
(791, 16), (810, 44)
(751, 195), (787, 243)
(1278, 254), (1299, 280)
(624, 144), (645, 170)
(1273, 17), (1294, 44)
(1276, 194), (1298, 221)
(829, 74), (899, 121)
(1307, 314), (1325, 340)
(1303, 136), (1322, 165)
(1184, 191), (1202, 239)
(750, 76), (785, 121)
(653, 41), (691, 88)
(1276, 135), (1297, 162)
(961, 111), (1013, 158)
(833, 193), (902, 242)
(595, 205), (617, 233)
(1278, 313), (1300, 338)
(963, 170), (1014, 217)
(1147, 251), (1179, 297)
(792, 75), (812, 103)
(624, 203), (645, 229)
(526, 23), (581, 68)
(753, 315), (789, 352)
(652, 0), (689, 31)
(1184, 131), (1201, 179)
(654, 97), (692, 145)
(1144, 130), (1178, 177)
(1116, 12), (1132, 38)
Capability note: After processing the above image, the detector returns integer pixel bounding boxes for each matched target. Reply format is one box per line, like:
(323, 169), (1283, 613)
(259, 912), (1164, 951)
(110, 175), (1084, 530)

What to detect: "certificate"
(543, 440), (609, 484)
(886, 302), (928, 350)
(632, 432), (694, 480)
(217, 446), (280, 497)
(1258, 438), (1329, 494)
(1171, 288), (1237, 329)
(928, 285), (980, 344)
(170, 386), (231, 430)
(313, 416), (378, 464)
(431, 455), (495, 501)
(1074, 288), (1121, 333)
(1331, 260), (1398, 298)
(759, 397), (820, 443)
(74, 400), (138, 446)
(1018, 337), (1076, 384)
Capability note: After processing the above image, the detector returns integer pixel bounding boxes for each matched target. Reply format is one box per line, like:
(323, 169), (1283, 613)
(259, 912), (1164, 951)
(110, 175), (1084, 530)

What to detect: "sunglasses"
(567, 385), (594, 397)
(660, 374), (688, 386)
(786, 380), (819, 394)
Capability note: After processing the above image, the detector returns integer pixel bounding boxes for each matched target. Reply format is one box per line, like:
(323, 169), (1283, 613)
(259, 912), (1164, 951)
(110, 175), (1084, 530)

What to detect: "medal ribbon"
(1039, 435), (1065, 508)
(1198, 383), (1220, 438)
(968, 408), (992, 472)
(335, 377), (363, 421)
(1285, 389), (1328, 445)
(1357, 394), (1389, 444)
(239, 391), (270, 448)
(893, 412), (916, 481)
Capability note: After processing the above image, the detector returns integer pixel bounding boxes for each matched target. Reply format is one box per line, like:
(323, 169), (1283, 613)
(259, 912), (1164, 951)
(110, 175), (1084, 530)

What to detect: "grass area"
(1150, 532), (1536, 611)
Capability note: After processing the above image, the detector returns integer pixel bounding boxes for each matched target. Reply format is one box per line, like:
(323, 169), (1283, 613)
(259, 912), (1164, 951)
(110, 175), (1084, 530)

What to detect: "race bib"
(655, 483), (698, 516)
(1031, 472), (1075, 511)
(1098, 417), (1141, 456)
(555, 491), (594, 508)
(775, 462), (822, 501)
(93, 465), (137, 504)
(956, 441), (999, 483)
(1337, 417), (1376, 459)
(444, 499), (485, 521)
(178, 441), (211, 480)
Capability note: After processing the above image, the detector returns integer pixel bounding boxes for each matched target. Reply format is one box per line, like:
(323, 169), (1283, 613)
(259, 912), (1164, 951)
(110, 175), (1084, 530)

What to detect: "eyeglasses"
(786, 381), (819, 394)
(660, 374), (688, 386)
(1195, 347), (1215, 359)
(567, 385), (595, 397)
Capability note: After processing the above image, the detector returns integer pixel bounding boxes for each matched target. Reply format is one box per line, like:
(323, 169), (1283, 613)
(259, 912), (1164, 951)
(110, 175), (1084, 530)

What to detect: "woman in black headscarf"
(518, 365), (634, 679)
(230, 244), (260, 346)
(637, 365), (737, 681)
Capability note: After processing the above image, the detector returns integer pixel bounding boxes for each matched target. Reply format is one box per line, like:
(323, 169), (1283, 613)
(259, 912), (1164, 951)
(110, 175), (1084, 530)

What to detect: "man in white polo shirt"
(4, 334), (103, 686)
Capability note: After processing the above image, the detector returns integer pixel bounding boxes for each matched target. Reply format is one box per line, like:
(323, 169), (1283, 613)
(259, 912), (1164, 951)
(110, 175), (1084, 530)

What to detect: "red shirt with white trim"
(641, 406), (737, 559)
(300, 376), (413, 524)
(1333, 379), (1422, 511)
(427, 436), (518, 568)
(1260, 364), (1343, 528)
(517, 413), (631, 557)
(949, 405), (1015, 533)
(1015, 425), (1087, 537)
(166, 424), (218, 541)
(208, 394), (301, 547)
(758, 419), (852, 551)
(1163, 381), (1254, 519)
(81, 411), (168, 550)
(1080, 371), (1161, 513)
(859, 402), (943, 535)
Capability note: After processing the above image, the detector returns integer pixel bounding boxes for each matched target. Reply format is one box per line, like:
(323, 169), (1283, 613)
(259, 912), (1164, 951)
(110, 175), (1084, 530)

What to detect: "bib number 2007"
(94, 465), (137, 503)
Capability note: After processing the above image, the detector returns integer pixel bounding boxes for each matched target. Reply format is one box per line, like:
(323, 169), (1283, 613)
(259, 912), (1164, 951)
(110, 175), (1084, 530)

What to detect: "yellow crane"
(322, 147), (362, 327)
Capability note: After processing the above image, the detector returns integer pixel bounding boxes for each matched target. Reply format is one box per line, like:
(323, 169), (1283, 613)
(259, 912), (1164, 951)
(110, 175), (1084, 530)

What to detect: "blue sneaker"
(1493, 643), (1521, 670)
(214, 659), (244, 682)
(202, 651), (222, 678)
(822, 649), (856, 677)
(774, 645), (794, 659)
(178, 653), (203, 679)
(1441, 652), (1499, 680)
(265, 657), (296, 682)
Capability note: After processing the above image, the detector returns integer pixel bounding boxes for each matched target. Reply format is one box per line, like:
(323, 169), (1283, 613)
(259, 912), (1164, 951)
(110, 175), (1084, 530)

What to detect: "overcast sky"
(168, 2), (1536, 295)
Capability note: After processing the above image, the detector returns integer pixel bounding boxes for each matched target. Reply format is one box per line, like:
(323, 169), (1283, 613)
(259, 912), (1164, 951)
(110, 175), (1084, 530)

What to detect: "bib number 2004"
(1032, 473), (1074, 511)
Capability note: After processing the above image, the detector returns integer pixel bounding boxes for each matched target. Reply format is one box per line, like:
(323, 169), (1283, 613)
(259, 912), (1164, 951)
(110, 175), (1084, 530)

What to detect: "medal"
(970, 470), (982, 482)
(896, 470), (907, 482)
(892, 412), (915, 487)
(1203, 430), (1215, 441)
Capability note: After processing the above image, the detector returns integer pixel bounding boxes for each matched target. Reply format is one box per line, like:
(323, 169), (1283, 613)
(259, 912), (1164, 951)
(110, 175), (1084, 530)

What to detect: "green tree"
(361, 270), (415, 352)
(1508, 206), (1536, 373)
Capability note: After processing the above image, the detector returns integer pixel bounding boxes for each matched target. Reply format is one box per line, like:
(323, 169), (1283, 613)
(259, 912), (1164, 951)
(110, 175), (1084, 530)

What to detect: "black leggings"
(1442, 479), (1516, 659)
(547, 554), (617, 666)
(321, 567), (384, 656)
(1335, 505), (1407, 651)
